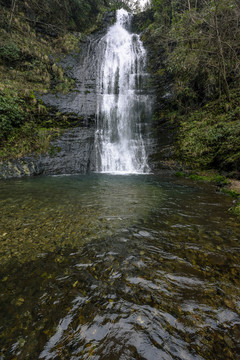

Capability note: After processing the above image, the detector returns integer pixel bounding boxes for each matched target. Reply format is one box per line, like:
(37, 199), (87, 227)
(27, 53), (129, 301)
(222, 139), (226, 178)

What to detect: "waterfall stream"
(95, 9), (152, 174)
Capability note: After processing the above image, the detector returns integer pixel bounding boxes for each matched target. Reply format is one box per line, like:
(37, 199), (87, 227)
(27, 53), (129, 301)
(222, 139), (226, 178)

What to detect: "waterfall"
(95, 9), (152, 174)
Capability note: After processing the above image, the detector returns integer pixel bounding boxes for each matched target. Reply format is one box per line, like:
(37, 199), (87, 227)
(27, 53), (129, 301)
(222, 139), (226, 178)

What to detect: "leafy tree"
(148, 0), (240, 106)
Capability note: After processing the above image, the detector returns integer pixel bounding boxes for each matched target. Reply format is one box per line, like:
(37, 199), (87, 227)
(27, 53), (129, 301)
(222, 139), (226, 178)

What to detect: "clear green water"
(0, 173), (239, 360)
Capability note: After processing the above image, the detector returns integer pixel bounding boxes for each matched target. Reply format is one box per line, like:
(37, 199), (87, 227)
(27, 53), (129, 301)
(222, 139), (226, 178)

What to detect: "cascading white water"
(95, 9), (152, 174)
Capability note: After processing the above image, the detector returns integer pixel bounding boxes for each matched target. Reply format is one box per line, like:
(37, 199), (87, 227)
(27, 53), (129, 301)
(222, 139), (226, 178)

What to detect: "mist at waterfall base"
(95, 9), (152, 174)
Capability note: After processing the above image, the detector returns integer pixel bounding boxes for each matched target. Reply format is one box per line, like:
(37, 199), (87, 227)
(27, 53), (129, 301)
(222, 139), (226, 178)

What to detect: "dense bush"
(0, 91), (24, 139)
(0, 42), (21, 63)
(177, 91), (240, 171)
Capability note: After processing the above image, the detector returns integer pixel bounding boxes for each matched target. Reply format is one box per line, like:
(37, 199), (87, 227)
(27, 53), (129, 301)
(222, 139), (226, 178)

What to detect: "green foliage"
(0, 121), (37, 160)
(0, 120), (63, 160)
(0, 42), (21, 63)
(175, 171), (228, 186)
(176, 90), (240, 171)
(141, 1), (240, 173)
(230, 202), (240, 217)
(0, 85), (80, 159)
(0, 91), (24, 139)
(227, 185), (240, 217)
(175, 171), (185, 178)
(222, 188), (240, 198)
(1, 0), (111, 34)
(189, 173), (228, 186)
(146, 0), (240, 104)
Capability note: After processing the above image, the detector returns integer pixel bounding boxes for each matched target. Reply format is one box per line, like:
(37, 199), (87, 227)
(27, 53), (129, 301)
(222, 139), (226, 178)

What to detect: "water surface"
(0, 173), (239, 359)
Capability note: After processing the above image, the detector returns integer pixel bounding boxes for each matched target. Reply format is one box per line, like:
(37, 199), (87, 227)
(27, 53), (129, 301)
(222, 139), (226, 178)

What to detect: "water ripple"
(0, 174), (239, 359)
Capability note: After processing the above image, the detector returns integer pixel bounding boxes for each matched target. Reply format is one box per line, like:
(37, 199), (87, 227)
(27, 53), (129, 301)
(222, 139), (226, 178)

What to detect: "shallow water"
(0, 173), (240, 360)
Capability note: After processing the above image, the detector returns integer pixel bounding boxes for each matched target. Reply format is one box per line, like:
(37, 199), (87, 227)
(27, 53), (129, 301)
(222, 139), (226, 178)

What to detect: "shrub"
(0, 91), (24, 139)
(0, 42), (21, 63)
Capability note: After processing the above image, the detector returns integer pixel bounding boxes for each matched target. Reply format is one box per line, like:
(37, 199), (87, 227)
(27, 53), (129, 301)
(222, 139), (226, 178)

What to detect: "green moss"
(175, 171), (185, 178)
(188, 173), (228, 186)
(175, 171), (228, 186)
(222, 189), (240, 198)
(224, 186), (240, 218)
(0, 123), (64, 160)
(0, 86), (82, 160)
(230, 203), (240, 216)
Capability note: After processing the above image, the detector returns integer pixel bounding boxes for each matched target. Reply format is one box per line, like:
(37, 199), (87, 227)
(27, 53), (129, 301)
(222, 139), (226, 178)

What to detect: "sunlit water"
(0, 173), (240, 360)
(95, 9), (152, 173)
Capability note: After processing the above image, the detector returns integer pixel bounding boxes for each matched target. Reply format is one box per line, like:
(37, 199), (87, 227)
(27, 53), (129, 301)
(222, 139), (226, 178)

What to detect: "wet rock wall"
(0, 127), (95, 180)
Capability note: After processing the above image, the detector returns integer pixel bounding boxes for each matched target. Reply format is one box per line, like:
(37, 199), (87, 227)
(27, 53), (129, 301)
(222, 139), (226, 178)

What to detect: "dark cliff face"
(40, 13), (116, 123)
(40, 127), (96, 175)
(0, 127), (95, 179)
(0, 14), (116, 180)
(0, 34), (99, 179)
(40, 38), (101, 123)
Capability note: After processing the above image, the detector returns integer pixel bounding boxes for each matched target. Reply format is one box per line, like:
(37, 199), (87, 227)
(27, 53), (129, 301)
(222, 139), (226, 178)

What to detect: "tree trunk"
(8, 0), (17, 33)
(213, 1), (230, 100)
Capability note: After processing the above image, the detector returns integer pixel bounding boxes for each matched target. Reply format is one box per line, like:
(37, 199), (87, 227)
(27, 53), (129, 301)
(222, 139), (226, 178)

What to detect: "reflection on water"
(0, 174), (163, 264)
(0, 174), (240, 360)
